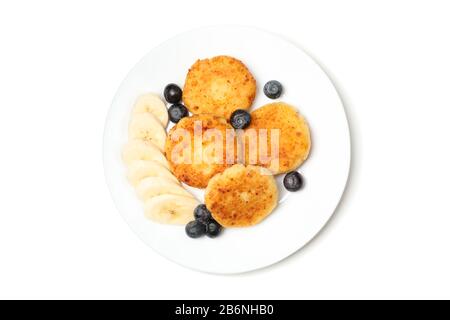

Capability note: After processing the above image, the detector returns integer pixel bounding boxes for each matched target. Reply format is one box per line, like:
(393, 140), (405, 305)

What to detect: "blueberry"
(263, 80), (283, 99)
(185, 220), (206, 238)
(168, 103), (189, 123)
(283, 171), (304, 191)
(194, 204), (212, 224)
(230, 109), (251, 129)
(206, 220), (222, 238)
(164, 84), (182, 103)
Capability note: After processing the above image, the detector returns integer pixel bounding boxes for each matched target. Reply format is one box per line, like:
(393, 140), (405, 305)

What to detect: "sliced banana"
(144, 194), (200, 225)
(122, 139), (169, 168)
(132, 93), (168, 127)
(128, 113), (167, 151)
(127, 160), (179, 186)
(136, 176), (194, 201)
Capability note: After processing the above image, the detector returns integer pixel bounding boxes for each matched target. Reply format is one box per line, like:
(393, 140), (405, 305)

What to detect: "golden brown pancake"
(205, 164), (278, 227)
(183, 56), (256, 119)
(165, 114), (235, 188)
(243, 102), (311, 174)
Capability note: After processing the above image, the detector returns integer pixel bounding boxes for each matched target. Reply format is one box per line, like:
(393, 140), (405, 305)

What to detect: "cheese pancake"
(205, 164), (278, 227)
(183, 56), (256, 119)
(244, 102), (311, 174)
(165, 114), (235, 188)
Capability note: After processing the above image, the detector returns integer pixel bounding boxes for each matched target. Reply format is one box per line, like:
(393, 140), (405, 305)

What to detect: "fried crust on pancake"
(183, 56), (256, 119)
(165, 114), (235, 188)
(244, 102), (311, 174)
(205, 164), (278, 227)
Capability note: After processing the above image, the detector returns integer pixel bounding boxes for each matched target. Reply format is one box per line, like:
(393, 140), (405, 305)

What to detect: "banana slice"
(144, 194), (199, 225)
(122, 139), (169, 168)
(128, 113), (167, 151)
(136, 177), (194, 201)
(132, 93), (168, 127)
(127, 160), (179, 186)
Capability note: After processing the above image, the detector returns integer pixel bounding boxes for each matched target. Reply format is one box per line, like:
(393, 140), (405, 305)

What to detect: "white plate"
(103, 26), (350, 274)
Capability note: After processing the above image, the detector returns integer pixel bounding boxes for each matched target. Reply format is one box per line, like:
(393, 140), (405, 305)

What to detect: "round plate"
(103, 26), (350, 274)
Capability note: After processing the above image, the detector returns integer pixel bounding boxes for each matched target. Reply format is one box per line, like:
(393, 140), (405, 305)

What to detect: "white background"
(0, 0), (449, 300)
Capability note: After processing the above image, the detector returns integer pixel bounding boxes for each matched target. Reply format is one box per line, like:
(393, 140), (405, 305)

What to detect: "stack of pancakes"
(165, 55), (311, 227)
